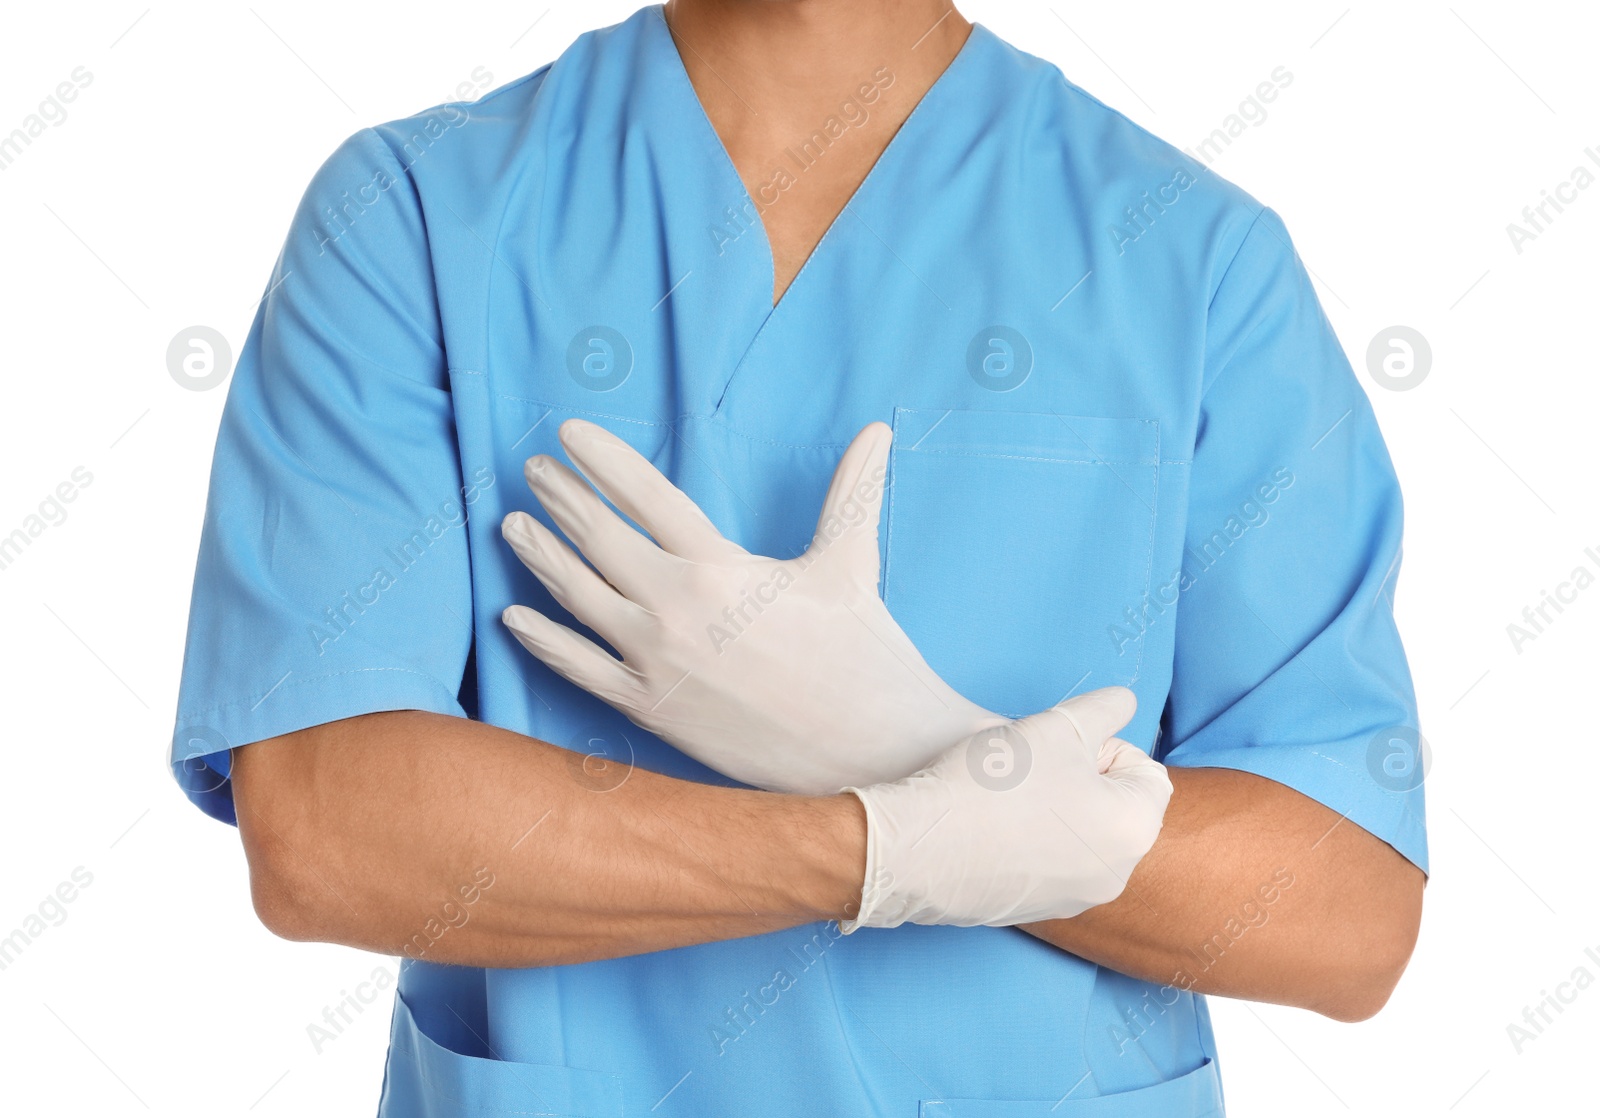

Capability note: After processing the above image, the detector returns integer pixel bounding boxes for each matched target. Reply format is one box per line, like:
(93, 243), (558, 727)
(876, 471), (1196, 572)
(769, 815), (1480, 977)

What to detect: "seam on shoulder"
(1206, 204), (1272, 313)
(352, 124), (416, 184)
(463, 64), (553, 110)
(1054, 69), (1197, 168)
(378, 64), (553, 137)
(1197, 205), (1278, 407)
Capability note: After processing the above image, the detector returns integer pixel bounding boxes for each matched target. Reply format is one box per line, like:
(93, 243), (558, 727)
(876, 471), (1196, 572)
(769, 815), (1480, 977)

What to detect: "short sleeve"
(171, 128), (481, 825)
(1159, 207), (1428, 873)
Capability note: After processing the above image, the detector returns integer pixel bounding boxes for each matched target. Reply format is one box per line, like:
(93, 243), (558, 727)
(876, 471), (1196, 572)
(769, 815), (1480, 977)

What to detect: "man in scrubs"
(172, 2), (1428, 1114)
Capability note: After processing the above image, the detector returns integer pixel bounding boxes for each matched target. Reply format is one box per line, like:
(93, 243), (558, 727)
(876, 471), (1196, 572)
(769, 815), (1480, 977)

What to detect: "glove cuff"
(837, 774), (955, 931)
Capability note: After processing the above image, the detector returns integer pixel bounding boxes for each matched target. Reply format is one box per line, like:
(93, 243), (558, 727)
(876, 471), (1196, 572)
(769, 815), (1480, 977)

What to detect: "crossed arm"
(235, 708), (1422, 1024)
(236, 421), (1423, 1022)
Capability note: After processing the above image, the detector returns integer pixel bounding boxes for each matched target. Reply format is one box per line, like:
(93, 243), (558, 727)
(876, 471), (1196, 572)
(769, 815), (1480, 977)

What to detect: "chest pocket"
(883, 408), (1160, 717)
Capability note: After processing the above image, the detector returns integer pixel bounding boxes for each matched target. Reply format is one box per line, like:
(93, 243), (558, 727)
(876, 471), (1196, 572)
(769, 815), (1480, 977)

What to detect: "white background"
(1, 1), (1595, 1114)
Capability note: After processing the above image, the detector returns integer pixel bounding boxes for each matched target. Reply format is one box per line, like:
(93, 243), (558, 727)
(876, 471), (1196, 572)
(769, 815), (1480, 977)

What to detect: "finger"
(1049, 687), (1139, 753)
(523, 455), (675, 603)
(810, 421), (892, 581)
(501, 605), (636, 704)
(1095, 739), (1174, 809)
(558, 419), (740, 563)
(502, 511), (650, 648)
(1096, 736), (1153, 776)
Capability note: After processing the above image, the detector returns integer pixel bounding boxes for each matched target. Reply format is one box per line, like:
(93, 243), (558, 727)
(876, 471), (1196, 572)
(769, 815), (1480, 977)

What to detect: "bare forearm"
(231, 711), (867, 967)
(1021, 767), (1424, 1021)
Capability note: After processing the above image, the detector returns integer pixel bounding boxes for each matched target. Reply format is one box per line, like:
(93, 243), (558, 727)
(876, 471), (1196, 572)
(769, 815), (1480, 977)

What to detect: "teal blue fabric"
(173, 6), (1424, 1114)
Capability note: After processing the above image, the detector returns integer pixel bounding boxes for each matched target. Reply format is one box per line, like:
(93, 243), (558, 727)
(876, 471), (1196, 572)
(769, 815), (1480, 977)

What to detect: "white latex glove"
(843, 687), (1173, 930)
(501, 419), (1001, 795)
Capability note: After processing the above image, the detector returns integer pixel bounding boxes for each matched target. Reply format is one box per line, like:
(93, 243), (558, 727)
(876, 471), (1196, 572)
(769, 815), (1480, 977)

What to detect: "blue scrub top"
(172, 7), (1426, 1116)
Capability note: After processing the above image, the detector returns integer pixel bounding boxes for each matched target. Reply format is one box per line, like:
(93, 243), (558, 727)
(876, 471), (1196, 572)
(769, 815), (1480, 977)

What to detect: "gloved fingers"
(1046, 687), (1138, 756)
(523, 455), (673, 604)
(1095, 735), (1147, 775)
(558, 419), (742, 563)
(1095, 737), (1175, 809)
(502, 511), (650, 649)
(809, 422), (892, 581)
(501, 604), (637, 704)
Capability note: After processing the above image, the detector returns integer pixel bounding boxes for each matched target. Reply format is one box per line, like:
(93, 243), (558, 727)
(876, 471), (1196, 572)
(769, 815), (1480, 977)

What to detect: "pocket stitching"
(394, 992), (625, 1118)
(893, 408), (1160, 464)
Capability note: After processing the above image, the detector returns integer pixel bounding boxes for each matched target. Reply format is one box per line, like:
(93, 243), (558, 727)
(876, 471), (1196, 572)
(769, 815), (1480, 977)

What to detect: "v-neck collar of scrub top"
(638, 4), (994, 413)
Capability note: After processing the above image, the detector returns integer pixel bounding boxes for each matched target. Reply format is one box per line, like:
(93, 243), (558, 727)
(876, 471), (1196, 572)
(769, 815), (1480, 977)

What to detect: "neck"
(662, 0), (970, 122)
(661, 0), (971, 304)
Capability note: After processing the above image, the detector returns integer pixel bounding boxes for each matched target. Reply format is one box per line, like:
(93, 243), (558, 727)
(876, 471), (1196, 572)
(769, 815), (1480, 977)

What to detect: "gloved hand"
(501, 419), (1001, 795)
(843, 687), (1173, 930)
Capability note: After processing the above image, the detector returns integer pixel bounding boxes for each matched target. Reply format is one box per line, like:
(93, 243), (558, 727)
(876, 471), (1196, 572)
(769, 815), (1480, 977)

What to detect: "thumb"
(1096, 737), (1175, 807)
(1051, 687), (1138, 753)
(810, 421), (892, 580)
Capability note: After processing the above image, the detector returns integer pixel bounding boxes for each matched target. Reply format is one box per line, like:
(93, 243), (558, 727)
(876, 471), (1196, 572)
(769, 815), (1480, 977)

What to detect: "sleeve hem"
(1165, 747), (1429, 876)
(170, 667), (468, 826)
